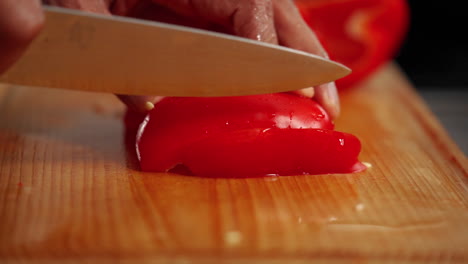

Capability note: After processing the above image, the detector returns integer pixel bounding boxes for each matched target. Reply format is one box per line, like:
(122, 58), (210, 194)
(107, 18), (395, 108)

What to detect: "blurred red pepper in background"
(296, 0), (409, 89)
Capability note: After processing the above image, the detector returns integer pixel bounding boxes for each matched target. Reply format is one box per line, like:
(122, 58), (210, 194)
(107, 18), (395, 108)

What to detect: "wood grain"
(0, 64), (467, 263)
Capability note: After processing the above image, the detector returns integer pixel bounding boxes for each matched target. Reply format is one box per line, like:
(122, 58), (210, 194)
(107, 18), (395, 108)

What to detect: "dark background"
(395, 0), (468, 89)
(394, 0), (467, 154)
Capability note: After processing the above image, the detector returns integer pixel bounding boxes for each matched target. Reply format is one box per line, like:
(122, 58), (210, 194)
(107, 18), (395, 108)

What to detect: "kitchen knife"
(0, 6), (350, 97)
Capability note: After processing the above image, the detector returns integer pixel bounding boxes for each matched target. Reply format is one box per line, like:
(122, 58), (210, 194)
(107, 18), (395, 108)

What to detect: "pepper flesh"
(126, 93), (365, 177)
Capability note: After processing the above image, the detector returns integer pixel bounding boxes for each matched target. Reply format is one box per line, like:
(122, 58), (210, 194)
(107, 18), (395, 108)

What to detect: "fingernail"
(293, 87), (315, 98)
(144, 101), (155, 111)
(316, 82), (340, 120)
(117, 95), (159, 113)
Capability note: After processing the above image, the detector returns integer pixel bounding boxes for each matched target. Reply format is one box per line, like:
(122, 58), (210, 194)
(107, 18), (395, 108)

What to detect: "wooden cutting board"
(0, 64), (467, 263)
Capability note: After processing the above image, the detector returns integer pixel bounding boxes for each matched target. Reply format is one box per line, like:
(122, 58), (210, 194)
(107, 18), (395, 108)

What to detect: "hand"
(1, 0), (340, 119)
(117, 0), (340, 118)
(0, 0), (44, 74)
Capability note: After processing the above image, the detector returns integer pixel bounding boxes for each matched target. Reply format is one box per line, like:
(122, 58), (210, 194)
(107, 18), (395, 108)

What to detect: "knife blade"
(0, 6), (350, 97)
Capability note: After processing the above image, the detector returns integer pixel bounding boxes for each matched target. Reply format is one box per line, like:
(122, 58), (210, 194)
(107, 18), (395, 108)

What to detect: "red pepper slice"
(296, 0), (409, 89)
(182, 128), (364, 177)
(126, 93), (365, 177)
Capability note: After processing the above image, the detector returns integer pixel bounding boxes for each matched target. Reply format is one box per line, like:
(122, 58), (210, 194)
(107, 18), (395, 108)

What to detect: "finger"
(294, 87), (314, 98)
(133, 0), (279, 43)
(273, 0), (340, 119)
(0, 0), (44, 74)
(273, 0), (327, 56)
(314, 82), (340, 120)
(43, 0), (112, 14)
(117, 95), (163, 113)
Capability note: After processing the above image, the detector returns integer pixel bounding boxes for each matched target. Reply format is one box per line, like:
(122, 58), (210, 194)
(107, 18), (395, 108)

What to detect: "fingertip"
(144, 101), (155, 111)
(117, 95), (161, 113)
(293, 87), (315, 98)
(231, 0), (278, 44)
(327, 100), (341, 120)
(315, 82), (340, 120)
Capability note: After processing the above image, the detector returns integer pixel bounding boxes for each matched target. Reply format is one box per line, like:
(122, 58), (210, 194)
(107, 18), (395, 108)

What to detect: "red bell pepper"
(296, 0), (409, 89)
(126, 94), (365, 177)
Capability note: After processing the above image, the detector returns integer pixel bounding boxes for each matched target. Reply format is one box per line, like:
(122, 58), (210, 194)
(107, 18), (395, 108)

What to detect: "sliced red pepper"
(182, 128), (364, 177)
(126, 93), (365, 177)
(296, 0), (409, 89)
